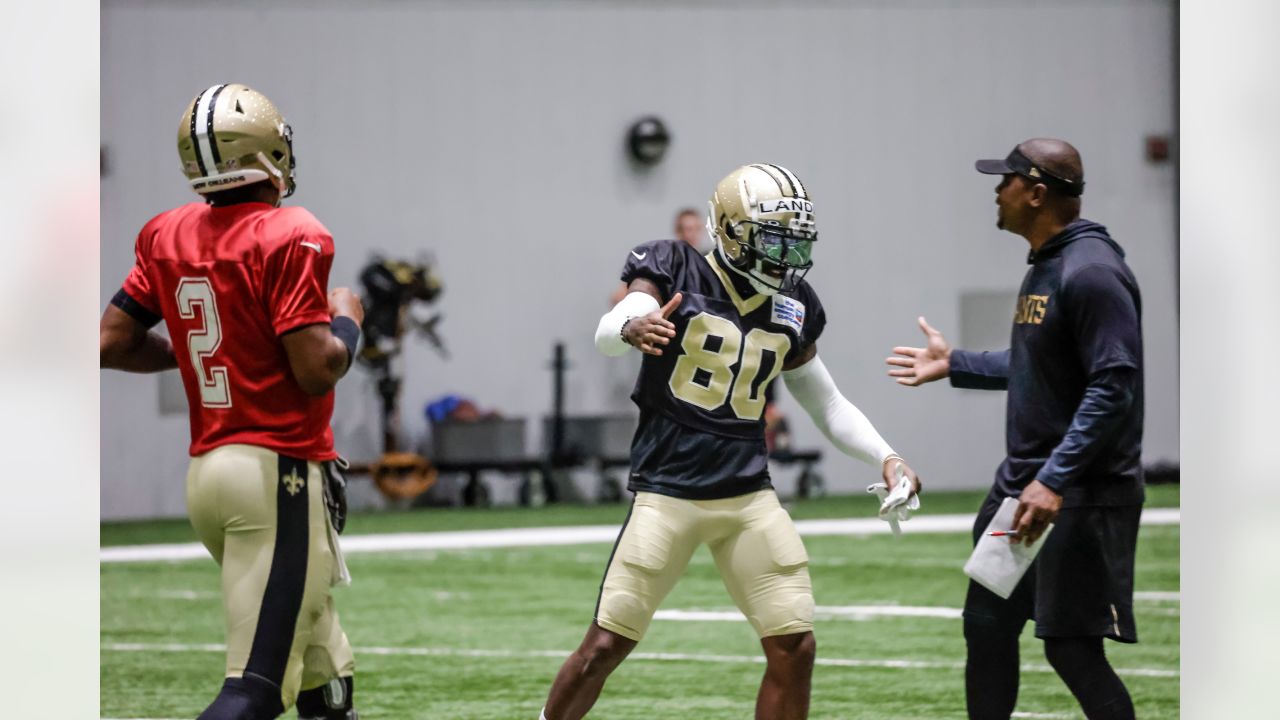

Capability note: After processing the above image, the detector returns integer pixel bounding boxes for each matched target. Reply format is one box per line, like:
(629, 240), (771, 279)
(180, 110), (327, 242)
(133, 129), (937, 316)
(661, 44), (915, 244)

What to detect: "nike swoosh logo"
(300, 241), (322, 253)
(631, 250), (647, 260)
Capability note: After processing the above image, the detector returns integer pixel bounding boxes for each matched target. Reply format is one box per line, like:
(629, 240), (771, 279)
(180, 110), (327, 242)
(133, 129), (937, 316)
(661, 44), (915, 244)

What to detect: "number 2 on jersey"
(176, 278), (232, 408)
(668, 312), (791, 420)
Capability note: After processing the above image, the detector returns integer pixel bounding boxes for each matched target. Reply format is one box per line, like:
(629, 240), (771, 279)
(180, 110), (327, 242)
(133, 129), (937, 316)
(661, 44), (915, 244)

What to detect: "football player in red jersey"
(100, 84), (362, 720)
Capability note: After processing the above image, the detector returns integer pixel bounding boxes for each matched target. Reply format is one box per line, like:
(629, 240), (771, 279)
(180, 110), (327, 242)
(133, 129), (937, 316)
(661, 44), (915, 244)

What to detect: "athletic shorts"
(594, 489), (814, 641)
(963, 488), (1141, 643)
(186, 444), (356, 710)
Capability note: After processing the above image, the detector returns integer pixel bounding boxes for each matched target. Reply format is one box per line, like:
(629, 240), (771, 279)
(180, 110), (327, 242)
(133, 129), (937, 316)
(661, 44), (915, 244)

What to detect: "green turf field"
(101, 486), (1179, 719)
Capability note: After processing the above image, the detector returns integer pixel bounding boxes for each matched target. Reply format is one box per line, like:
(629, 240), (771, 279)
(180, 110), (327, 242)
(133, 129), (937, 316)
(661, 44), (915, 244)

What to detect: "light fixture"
(626, 115), (671, 165)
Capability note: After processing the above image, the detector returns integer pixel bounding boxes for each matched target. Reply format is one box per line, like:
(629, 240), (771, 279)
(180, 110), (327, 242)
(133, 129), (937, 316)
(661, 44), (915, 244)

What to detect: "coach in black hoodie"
(887, 138), (1143, 720)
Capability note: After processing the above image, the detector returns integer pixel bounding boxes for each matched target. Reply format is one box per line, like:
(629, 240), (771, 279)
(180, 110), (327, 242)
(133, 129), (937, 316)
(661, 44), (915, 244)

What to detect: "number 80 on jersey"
(668, 312), (791, 421)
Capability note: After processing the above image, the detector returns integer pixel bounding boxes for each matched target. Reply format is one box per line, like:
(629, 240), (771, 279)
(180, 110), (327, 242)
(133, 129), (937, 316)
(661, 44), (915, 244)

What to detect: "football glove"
(322, 456), (350, 534)
(865, 465), (920, 536)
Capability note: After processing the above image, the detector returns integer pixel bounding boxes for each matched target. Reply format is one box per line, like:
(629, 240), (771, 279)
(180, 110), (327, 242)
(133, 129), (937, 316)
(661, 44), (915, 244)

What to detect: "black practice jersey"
(950, 219), (1144, 507)
(620, 240), (826, 500)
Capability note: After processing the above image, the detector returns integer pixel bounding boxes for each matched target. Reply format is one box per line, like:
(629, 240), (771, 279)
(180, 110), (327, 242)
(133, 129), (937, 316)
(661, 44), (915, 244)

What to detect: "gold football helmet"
(708, 164), (817, 295)
(177, 83), (295, 198)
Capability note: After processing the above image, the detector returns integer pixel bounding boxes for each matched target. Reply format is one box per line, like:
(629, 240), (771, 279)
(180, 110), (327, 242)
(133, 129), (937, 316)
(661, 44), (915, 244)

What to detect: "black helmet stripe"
(771, 164), (806, 199)
(188, 87), (210, 177)
(764, 164), (797, 197)
(190, 83), (226, 177)
(205, 84), (227, 165)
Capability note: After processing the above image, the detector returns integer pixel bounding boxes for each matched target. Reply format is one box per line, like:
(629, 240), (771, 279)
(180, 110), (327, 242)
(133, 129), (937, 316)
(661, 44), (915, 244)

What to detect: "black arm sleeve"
(948, 349), (1011, 390)
(1037, 367), (1139, 492)
(1064, 264), (1142, 375)
(1036, 264), (1142, 492)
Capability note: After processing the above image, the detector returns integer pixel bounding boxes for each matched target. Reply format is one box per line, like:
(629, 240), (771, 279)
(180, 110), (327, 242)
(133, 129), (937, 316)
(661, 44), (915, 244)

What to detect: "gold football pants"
(186, 444), (355, 710)
(595, 489), (814, 641)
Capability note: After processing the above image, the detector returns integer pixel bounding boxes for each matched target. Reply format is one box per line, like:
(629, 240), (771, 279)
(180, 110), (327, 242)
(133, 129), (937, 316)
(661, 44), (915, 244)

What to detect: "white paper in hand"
(963, 497), (1053, 599)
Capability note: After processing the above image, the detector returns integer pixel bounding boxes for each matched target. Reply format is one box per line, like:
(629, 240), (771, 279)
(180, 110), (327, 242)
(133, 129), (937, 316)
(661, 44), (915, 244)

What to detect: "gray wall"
(101, 0), (1178, 520)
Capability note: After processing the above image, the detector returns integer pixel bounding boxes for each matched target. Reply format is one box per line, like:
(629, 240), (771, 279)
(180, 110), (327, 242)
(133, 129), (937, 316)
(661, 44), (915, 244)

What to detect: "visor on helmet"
(739, 221), (816, 292)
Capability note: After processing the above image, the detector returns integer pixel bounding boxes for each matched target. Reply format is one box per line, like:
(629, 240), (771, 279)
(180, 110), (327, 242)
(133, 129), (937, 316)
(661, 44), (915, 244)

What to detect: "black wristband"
(330, 316), (361, 369)
(620, 316), (635, 346)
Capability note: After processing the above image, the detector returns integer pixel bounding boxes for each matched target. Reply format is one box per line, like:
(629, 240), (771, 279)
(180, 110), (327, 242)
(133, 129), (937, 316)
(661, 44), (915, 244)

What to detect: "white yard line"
(659, 599), (1183, 623)
(149, 589), (218, 601)
(101, 508), (1180, 564)
(142, 593), (1179, 621)
(1134, 591), (1180, 602)
(99, 642), (1178, 678)
(657, 605), (963, 622)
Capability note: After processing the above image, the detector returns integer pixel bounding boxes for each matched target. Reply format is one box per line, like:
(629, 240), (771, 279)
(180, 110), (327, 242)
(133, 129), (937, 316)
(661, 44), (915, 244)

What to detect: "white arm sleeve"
(594, 291), (660, 356)
(783, 354), (896, 466)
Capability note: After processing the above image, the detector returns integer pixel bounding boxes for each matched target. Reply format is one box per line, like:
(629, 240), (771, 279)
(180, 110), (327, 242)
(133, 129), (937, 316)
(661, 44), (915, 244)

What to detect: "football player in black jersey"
(539, 164), (920, 720)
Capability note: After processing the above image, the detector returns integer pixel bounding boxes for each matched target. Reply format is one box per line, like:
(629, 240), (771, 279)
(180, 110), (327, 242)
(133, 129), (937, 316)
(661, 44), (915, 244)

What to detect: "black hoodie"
(949, 219), (1145, 507)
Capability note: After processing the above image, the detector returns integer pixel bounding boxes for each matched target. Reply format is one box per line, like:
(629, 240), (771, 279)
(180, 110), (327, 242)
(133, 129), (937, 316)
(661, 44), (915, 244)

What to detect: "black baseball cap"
(975, 146), (1084, 196)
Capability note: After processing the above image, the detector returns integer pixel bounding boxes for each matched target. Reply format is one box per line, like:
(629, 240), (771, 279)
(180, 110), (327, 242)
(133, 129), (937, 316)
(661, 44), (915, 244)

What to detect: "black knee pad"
(197, 675), (284, 720)
(296, 677), (356, 720)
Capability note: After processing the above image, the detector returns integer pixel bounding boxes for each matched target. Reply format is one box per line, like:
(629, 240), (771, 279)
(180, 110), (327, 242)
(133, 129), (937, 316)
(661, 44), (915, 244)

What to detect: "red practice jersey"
(116, 201), (338, 460)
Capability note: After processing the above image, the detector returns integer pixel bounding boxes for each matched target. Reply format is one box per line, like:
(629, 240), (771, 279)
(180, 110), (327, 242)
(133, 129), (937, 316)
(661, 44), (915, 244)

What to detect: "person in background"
(608, 207), (706, 305)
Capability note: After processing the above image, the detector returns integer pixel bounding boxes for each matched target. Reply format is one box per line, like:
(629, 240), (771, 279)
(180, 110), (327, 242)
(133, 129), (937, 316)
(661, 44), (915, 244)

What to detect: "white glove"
(865, 464), (921, 536)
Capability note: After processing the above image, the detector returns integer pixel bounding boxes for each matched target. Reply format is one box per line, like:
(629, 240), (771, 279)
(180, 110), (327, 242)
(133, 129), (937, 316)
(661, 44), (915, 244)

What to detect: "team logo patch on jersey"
(771, 294), (805, 334)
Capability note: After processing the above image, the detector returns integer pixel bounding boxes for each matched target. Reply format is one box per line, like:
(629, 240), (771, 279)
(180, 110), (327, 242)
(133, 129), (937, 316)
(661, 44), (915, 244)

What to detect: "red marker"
(987, 530), (1019, 537)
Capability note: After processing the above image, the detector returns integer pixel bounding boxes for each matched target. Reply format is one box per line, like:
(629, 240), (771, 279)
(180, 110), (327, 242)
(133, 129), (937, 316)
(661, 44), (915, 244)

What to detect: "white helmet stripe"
(192, 84), (225, 176)
(774, 164), (806, 199)
(749, 164), (787, 197)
